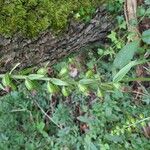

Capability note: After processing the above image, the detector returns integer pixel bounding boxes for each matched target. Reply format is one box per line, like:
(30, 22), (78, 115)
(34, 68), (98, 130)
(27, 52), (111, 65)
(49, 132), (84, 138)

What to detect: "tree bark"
(0, 7), (114, 73)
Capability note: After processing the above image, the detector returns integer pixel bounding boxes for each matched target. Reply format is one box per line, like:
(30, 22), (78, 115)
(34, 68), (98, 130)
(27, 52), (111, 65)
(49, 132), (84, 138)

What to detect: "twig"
(33, 97), (62, 129)
(10, 108), (27, 112)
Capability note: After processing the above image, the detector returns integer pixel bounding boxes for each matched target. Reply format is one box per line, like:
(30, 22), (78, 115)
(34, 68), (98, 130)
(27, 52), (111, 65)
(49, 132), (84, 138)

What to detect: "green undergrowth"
(0, 86), (150, 149)
(0, 30), (150, 149)
(0, 0), (104, 37)
(0, 0), (150, 149)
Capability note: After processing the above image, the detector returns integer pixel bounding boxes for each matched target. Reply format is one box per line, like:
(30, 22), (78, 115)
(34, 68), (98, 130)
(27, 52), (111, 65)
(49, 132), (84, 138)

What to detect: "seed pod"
(62, 86), (69, 97)
(37, 68), (47, 75)
(47, 82), (59, 94)
(2, 73), (11, 87)
(25, 78), (35, 91)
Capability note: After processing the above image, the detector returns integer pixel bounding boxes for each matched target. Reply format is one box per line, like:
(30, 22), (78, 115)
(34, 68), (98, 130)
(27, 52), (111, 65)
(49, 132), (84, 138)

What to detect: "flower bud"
(62, 86), (70, 97)
(37, 68), (47, 75)
(78, 84), (89, 96)
(59, 67), (68, 76)
(47, 82), (59, 94)
(25, 78), (35, 91)
(78, 84), (88, 94)
(2, 73), (11, 87)
(85, 70), (94, 78)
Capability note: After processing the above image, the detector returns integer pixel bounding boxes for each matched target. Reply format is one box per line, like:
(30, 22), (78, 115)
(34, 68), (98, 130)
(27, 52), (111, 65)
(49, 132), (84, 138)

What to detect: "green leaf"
(79, 79), (97, 85)
(18, 67), (33, 75)
(105, 134), (123, 143)
(113, 41), (140, 69)
(145, 0), (150, 5)
(142, 29), (150, 44)
(105, 107), (112, 117)
(28, 74), (44, 80)
(9, 82), (17, 91)
(114, 59), (150, 83)
(85, 70), (94, 78)
(77, 116), (92, 123)
(37, 68), (47, 75)
(36, 122), (45, 131)
(84, 135), (98, 150)
(97, 88), (103, 98)
(78, 84), (89, 93)
(59, 67), (68, 76)
(113, 60), (137, 82)
(61, 86), (70, 97)
(108, 31), (117, 42)
(2, 73), (12, 87)
(25, 78), (36, 91)
(50, 78), (69, 86)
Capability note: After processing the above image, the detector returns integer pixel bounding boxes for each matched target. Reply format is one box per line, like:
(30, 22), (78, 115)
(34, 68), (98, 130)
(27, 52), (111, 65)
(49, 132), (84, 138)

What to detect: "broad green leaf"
(142, 29), (150, 44)
(28, 74), (44, 80)
(113, 41), (140, 69)
(50, 78), (69, 86)
(79, 79), (97, 85)
(113, 60), (137, 82)
(2, 73), (12, 87)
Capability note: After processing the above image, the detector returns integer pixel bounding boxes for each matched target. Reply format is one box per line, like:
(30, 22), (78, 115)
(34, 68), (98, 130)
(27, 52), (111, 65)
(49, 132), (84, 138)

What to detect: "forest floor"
(0, 0), (150, 150)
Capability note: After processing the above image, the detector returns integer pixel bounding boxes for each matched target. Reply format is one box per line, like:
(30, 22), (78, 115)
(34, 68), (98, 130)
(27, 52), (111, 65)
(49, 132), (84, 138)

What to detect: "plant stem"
(126, 117), (150, 128)
(124, 77), (150, 82)
(33, 97), (62, 129)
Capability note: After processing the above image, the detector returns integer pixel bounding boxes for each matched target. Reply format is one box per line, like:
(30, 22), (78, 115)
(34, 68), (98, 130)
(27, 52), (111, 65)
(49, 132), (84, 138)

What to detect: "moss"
(0, 0), (103, 37)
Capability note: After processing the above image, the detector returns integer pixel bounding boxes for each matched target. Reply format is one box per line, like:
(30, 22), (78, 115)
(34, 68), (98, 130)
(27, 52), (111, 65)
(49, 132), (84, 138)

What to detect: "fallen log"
(0, 7), (115, 73)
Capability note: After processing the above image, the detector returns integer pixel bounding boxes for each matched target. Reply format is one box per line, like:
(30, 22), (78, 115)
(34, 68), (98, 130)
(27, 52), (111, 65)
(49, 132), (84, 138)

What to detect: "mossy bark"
(0, 8), (114, 73)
